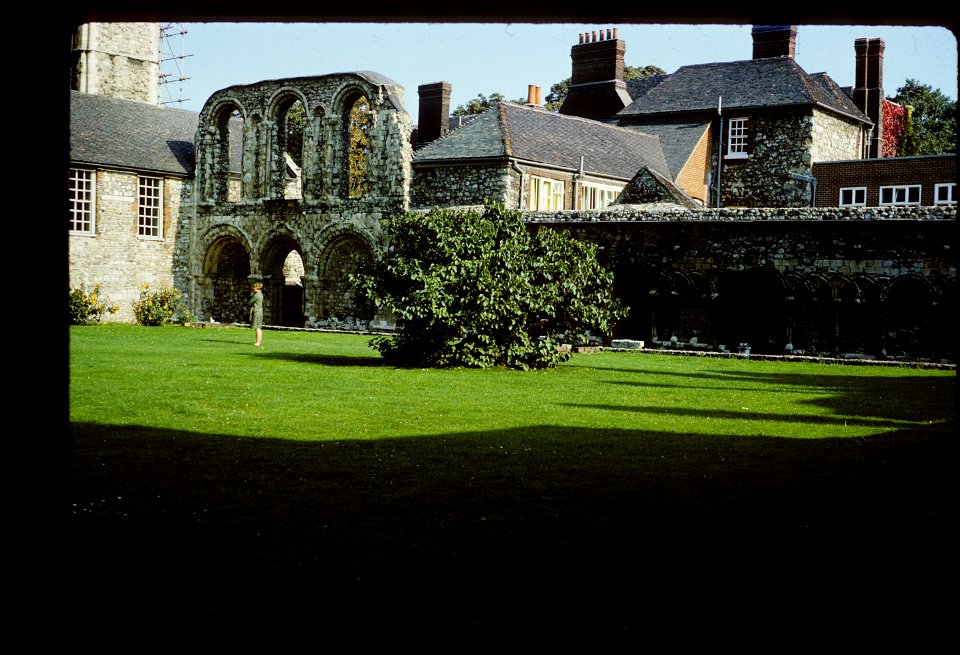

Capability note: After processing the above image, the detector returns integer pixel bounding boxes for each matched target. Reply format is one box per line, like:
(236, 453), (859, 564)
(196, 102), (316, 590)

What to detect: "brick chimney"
(417, 82), (451, 146)
(853, 38), (885, 158)
(559, 27), (632, 120)
(752, 25), (797, 59)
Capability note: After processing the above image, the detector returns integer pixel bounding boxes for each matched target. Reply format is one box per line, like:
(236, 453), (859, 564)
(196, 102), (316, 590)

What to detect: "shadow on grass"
(604, 369), (957, 423)
(63, 418), (954, 634)
(255, 351), (389, 367)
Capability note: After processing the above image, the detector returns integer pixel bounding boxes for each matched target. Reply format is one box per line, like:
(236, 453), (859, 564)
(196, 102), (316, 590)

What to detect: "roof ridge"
(497, 102), (513, 157)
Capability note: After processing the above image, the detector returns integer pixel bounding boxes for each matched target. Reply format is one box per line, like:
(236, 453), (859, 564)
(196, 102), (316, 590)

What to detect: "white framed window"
(879, 184), (921, 206)
(934, 183), (956, 205)
(138, 176), (163, 239)
(580, 182), (622, 210)
(529, 175), (565, 211)
(726, 117), (749, 159)
(839, 187), (867, 207)
(69, 168), (96, 235)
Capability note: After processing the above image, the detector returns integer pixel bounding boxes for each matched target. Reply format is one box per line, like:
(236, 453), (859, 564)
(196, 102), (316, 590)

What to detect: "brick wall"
(813, 154), (956, 206)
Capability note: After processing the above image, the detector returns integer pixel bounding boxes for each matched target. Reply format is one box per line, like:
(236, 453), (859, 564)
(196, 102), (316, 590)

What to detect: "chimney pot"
(591, 30), (597, 42)
(613, 27), (618, 39)
(579, 33), (584, 44)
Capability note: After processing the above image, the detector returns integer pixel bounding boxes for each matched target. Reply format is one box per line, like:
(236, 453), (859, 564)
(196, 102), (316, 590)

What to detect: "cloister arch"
(716, 265), (786, 354)
(313, 228), (376, 324)
(201, 232), (253, 323)
(885, 273), (938, 358)
(260, 235), (307, 327)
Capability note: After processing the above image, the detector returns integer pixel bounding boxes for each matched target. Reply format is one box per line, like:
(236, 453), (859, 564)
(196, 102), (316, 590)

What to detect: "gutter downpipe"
(510, 161), (525, 208)
(576, 155), (584, 210)
(716, 96), (723, 208)
(789, 172), (818, 207)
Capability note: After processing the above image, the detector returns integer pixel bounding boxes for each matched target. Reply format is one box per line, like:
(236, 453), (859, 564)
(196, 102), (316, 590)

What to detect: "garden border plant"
(68, 283), (119, 325)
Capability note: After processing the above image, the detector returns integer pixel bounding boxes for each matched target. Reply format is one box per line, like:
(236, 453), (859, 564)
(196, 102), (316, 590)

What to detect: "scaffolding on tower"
(159, 23), (192, 107)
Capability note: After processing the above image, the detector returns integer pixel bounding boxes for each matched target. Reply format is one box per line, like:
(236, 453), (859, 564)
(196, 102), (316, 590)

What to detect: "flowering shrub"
(69, 283), (120, 325)
(132, 284), (186, 326)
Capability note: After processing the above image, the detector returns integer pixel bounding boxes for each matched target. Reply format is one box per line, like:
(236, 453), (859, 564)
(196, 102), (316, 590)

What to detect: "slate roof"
(625, 74), (669, 102)
(620, 119), (711, 180)
(414, 102), (671, 180)
(617, 57), (871, 125)
(70, 90), (200, 176)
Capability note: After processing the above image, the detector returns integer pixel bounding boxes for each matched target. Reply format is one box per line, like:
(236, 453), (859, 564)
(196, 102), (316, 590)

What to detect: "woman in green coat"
(248, 281), (264, 346)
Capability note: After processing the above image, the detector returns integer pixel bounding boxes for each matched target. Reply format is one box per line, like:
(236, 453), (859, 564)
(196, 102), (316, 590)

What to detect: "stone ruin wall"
(182, 73), (415, 329)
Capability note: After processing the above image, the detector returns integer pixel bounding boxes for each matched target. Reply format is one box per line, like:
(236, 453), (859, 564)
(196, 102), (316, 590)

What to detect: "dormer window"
(726, 117), (749, 159)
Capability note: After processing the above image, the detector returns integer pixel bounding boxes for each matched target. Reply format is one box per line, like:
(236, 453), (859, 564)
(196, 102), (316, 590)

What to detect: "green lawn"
(65, 324), (956, 640)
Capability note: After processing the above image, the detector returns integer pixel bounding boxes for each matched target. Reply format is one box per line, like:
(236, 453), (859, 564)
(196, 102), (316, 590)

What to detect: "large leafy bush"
(354, 203), (626, 369)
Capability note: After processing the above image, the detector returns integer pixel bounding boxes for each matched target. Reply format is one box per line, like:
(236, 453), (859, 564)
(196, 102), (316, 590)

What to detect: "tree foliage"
(451, 92), (523, 116)
(891, 79), (957, 156)
(354, 203), (627, 369)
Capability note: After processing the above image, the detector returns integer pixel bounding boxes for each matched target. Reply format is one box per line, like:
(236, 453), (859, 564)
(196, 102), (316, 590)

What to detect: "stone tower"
(71, 22), (161, 104)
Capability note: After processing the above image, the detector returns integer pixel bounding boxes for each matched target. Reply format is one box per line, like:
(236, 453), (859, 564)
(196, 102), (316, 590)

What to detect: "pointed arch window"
(278, 98), (305, 199)
(348, 95), (370, 198)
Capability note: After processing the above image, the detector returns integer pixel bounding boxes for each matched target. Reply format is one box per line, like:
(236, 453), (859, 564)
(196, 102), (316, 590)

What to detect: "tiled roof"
(617, 57), (871, 124)
(415, 102), (671, 180)
(413, 107), (507, 160)
(70, 90), (200, 176)
(625, 74), (669, 102)
(620, 119), (711, 180)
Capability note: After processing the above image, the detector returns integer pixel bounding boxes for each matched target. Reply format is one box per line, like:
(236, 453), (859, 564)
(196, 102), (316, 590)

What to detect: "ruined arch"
(333, 84), (373, 199)
(259, 233), (308, 327)
(200, 225), (255, 323)
(312, 225), (377, 325)
(198, 97), (247, 203)
(266, 88), (309, 199)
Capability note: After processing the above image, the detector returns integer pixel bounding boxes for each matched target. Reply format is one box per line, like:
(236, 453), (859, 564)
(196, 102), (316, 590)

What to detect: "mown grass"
(65, 324), (956, 641)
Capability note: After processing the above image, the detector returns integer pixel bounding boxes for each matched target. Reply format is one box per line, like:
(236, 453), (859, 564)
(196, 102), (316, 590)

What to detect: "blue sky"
(165, 22), (957, 125)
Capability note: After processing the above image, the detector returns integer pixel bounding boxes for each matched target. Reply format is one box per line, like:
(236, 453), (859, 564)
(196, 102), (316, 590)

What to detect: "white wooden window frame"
(530, 175), (565, 211)
(69, 168), (96, 235)
(580, 182), (622, 210)
(839, 187), (867, 207)
(138, 176), (164, 239)
(725, 117), (749, 159)
(934, 183), (956, 205)
(879, 184), (921, 206)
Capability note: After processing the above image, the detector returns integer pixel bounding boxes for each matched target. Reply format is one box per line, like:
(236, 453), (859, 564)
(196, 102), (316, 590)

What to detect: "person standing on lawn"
(249, 281), (264, 346)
